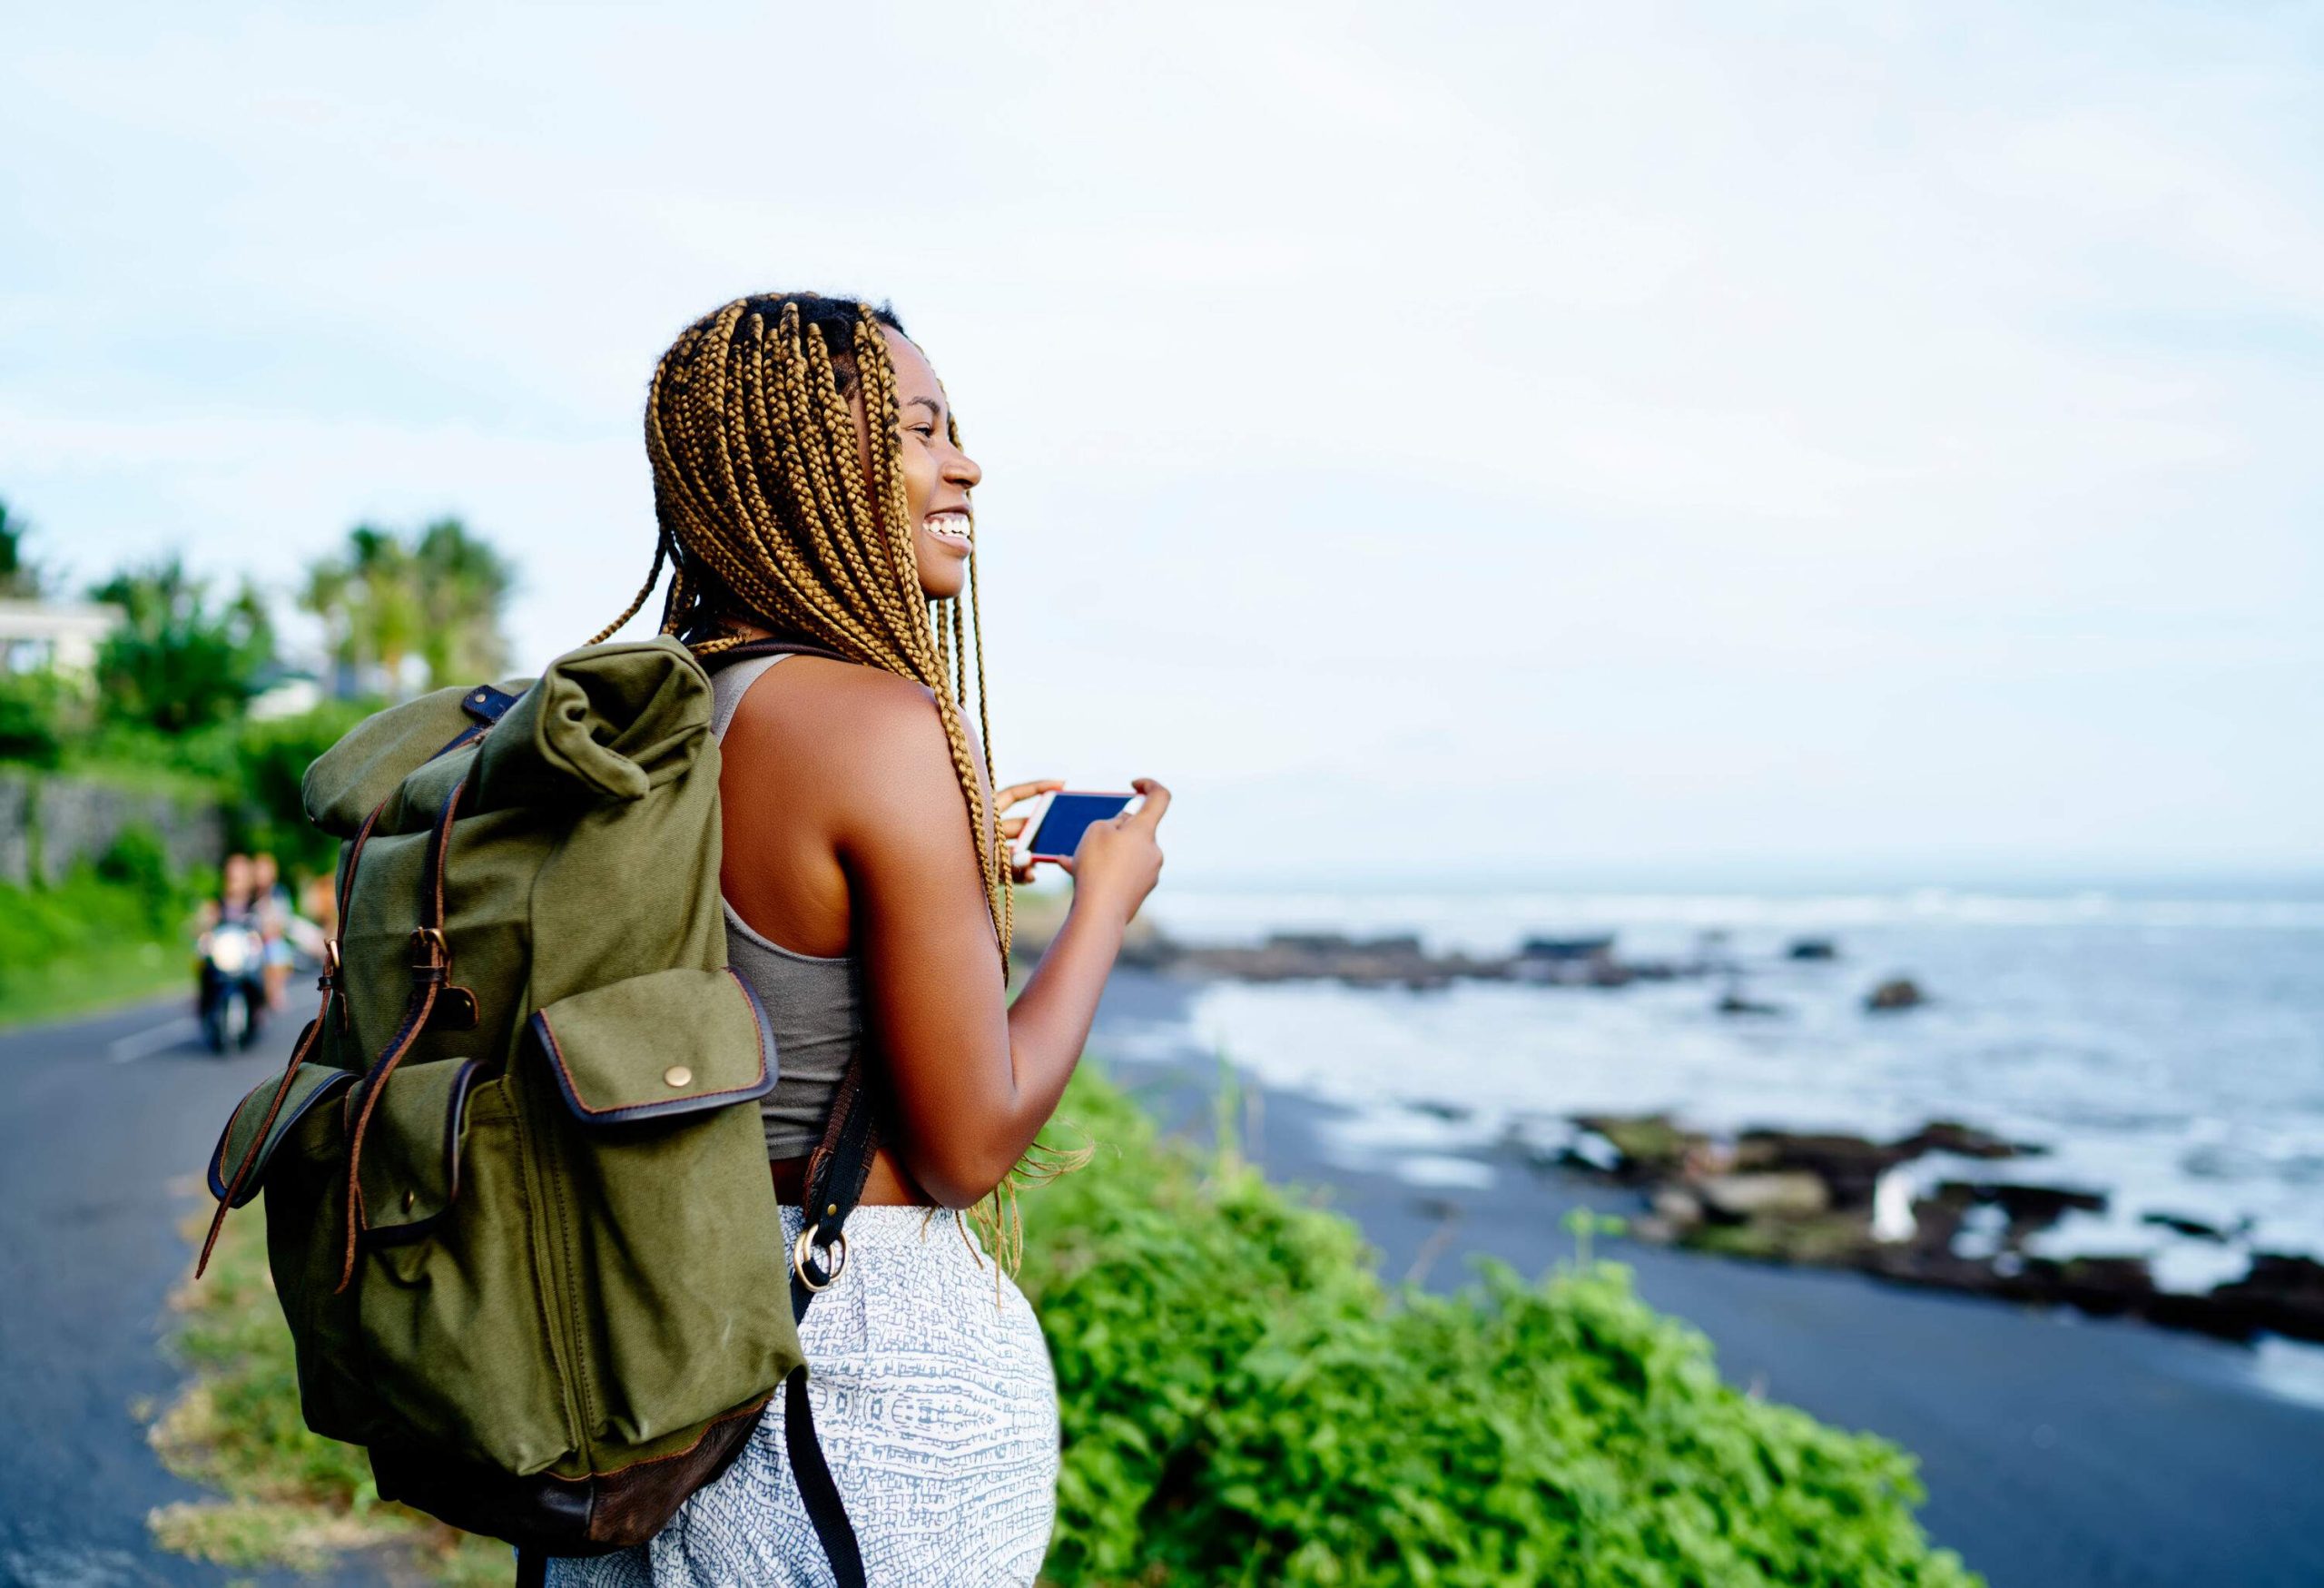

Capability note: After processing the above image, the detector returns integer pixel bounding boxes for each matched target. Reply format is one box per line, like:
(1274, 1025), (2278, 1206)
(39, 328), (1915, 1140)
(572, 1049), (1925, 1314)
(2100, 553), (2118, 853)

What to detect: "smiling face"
(853, 325), (981, 600)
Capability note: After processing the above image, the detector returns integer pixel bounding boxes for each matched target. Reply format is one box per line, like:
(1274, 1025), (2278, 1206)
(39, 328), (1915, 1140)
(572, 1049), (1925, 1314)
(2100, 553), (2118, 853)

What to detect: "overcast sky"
(4, 2), (2318, 885)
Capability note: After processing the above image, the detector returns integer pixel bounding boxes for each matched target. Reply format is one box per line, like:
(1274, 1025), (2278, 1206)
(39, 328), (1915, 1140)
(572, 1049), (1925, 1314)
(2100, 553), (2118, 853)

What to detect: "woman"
(554, 294), (1167, 1586)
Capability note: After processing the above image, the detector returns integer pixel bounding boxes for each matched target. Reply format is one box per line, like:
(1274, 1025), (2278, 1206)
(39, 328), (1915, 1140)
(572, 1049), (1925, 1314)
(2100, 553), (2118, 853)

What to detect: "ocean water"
(1128, 887), (2324, 1291)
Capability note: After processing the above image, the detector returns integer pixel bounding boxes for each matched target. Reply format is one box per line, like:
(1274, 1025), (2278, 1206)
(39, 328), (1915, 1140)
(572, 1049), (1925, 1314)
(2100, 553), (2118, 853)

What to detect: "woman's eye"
(908, 423), (935, 438)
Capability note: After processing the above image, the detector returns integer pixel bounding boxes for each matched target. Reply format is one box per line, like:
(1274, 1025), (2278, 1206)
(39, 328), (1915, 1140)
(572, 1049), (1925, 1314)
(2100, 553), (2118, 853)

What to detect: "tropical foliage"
(302, 518), (514, 695)
(88, 556), (277, 735)
(1018, 1068), (1981, 1587)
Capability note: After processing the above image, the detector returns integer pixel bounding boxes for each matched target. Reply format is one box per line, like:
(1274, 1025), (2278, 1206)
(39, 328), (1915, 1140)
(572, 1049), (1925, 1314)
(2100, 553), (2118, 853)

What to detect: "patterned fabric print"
(549, 1205), (1059, 1588)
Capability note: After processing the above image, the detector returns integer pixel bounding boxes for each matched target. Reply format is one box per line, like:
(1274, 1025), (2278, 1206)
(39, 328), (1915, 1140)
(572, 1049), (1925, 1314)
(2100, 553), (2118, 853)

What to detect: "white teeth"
(927, 514), (971, 539)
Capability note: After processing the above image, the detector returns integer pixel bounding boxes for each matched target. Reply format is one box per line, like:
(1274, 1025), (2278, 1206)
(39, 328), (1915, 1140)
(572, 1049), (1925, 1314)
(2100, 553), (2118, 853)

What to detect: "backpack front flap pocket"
(530, 966), (775, 1123)
(357, 1058), (487, 1244)
(207, 1053), (357, 1208)
(529, 967), (802, 1453)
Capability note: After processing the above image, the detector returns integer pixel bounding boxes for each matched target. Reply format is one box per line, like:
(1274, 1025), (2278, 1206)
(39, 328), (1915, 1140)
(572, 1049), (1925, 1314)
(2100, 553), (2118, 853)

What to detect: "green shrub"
(1019, 1070), (1981, 1588)
(0, 668), (70, 766)
(97, 824), (175, 914)
(223, 700), (376, 874)
(0, 858), (197, 1024)
(152, 1063), (1979, 1586)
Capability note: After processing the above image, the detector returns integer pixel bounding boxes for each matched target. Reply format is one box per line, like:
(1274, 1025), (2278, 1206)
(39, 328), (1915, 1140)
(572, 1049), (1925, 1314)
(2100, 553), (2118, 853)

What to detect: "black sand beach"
(1088, 965), (2324, 1588)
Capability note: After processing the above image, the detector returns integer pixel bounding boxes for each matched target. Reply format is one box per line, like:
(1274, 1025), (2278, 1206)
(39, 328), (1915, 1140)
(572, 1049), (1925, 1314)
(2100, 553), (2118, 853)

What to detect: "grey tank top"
(708, 655), (862, 1159)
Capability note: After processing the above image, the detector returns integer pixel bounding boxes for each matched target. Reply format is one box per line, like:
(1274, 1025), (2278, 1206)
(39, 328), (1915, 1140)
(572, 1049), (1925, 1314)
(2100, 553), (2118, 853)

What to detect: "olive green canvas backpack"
(198, 636), (875, 1583)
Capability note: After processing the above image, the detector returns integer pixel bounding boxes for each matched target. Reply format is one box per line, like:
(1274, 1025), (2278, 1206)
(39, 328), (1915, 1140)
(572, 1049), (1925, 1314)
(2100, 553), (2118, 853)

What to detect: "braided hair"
(593, 293), (1011, 974)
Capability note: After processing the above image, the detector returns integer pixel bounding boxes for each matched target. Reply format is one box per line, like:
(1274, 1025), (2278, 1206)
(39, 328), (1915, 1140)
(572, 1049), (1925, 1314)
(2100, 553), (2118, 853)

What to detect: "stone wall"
(0, 770), (226, 887)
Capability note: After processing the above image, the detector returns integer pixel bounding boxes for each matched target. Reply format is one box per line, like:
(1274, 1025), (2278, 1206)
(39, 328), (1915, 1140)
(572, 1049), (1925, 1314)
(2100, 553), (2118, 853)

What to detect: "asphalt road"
(0, 992), (330, 1588)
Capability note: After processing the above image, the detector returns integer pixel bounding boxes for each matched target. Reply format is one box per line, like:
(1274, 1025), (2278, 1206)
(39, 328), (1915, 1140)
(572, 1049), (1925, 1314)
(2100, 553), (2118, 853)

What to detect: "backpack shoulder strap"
(694, 637), (850, 671)
(692, 630), (874, 1587)
(776, 1050), (878, 1587)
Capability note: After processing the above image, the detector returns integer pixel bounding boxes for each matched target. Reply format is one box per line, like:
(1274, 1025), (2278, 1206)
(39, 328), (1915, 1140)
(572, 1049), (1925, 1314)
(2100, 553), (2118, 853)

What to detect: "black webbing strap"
(780, 1057), (878, 1588)
(695, 636), (850, 669)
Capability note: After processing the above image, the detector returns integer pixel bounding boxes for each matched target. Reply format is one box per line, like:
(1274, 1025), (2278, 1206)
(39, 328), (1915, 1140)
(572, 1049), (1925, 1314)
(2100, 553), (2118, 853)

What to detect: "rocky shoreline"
(1122, 926), (1932, 1012)
(1071, 920), (2320, 1349)
(1515, 1109), (2324, 1346)
(1122, 926), (1708, 990)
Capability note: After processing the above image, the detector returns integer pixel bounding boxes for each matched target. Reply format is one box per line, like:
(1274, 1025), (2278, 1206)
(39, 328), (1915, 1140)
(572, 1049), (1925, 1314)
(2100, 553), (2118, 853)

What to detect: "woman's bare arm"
(825, 673), (1167, 1208)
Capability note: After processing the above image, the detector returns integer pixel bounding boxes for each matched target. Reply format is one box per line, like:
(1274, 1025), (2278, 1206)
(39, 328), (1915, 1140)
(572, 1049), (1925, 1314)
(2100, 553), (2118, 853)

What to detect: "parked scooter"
(197, 919), (269, 1053)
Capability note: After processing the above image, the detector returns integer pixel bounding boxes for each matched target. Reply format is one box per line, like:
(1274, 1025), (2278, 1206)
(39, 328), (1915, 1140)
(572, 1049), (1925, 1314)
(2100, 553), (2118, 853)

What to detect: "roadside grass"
(0, 862), (197, 1031)
(153, 1063), (1979, 1586)
(0, 942), (183, 1030)
(149, 1196), (509, 1583)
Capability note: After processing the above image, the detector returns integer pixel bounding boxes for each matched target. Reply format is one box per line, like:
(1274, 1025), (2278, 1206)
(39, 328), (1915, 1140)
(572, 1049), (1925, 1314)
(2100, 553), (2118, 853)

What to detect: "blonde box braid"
(592, 294), (1078, 1270)
(591, 297), (1007, 960)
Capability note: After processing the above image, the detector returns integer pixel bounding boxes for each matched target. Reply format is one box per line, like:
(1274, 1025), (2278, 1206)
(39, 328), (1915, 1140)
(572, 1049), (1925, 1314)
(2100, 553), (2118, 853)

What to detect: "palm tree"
(303, 519), (513, 697)
(412, 518), (514, 688)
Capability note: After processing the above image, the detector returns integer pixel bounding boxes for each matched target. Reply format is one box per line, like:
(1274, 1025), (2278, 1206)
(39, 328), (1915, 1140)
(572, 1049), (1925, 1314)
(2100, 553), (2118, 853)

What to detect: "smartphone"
(1012, 790), (1136, 869)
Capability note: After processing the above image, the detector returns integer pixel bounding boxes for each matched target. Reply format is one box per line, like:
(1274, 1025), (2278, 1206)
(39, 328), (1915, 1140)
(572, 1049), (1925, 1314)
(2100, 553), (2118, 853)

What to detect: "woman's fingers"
(995, 779), (1066, 811)
(1001, 815), (1029, 841)
(1125, 778), (1171, 828)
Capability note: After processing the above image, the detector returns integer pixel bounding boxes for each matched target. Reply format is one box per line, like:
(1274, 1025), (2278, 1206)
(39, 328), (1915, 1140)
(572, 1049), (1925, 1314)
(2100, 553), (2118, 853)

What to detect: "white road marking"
(107, 1016), (199, 1063)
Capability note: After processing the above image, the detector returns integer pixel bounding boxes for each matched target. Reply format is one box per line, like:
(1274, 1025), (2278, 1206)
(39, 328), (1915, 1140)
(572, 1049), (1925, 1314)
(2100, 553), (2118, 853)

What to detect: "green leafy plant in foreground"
(1018, 1069), (1981, 1587)
(155, 1066), (1978, 1586)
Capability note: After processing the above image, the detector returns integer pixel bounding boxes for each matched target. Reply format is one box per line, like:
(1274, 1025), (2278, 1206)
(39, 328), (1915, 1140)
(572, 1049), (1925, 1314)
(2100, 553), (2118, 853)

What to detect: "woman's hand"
(1059, 778), (1169, 923)
(997, 779), (1067, 884)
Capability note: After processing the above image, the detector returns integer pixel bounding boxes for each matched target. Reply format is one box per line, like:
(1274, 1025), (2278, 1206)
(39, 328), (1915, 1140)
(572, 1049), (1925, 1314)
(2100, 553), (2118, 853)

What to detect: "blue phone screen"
(1030, 793), (1133, 857)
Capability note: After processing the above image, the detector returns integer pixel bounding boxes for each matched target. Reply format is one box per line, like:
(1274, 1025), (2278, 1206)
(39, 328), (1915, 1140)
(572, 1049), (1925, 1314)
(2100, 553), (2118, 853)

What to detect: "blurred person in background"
(249, 852), (296, 1010)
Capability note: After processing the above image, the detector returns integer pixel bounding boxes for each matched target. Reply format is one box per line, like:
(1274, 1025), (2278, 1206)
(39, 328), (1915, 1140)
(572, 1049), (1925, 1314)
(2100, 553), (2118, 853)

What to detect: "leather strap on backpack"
(332, 766), (471, 1293)
(196, 686), (515, 1280)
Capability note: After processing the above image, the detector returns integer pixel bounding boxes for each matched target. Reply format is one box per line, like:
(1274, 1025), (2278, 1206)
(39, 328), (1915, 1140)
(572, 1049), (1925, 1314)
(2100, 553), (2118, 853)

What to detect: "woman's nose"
(946, 447), (982, 489)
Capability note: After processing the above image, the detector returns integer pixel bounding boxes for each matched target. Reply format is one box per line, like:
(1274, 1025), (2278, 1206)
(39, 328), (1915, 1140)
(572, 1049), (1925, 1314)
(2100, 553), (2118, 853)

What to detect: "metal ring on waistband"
(792, 1221), (848, 1291)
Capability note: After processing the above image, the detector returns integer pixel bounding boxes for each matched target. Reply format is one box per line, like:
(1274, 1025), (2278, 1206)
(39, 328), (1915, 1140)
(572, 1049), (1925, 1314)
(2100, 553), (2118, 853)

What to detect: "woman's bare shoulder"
(726, 656), (957, 817)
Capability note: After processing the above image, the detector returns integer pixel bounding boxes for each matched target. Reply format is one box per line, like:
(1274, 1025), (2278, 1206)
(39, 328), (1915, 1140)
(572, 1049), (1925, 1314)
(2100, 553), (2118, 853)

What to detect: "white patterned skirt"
(549, 1204), (1060, 1587)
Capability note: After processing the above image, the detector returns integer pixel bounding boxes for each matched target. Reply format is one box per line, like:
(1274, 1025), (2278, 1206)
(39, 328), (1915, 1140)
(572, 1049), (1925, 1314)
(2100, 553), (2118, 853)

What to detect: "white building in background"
(0, 598), (121, 675)
(248, 674), (324, 720)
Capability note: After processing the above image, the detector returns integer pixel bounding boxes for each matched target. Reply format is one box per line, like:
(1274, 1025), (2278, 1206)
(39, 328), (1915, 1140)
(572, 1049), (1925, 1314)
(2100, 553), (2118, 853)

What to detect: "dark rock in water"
(1937, 1179), (2107, 1232)
(1153, 927), (1706, 991)
(1866, 977), (1927, 1011)
(2142, 1210), (2230, 1242)
(1517, 933), (1616, 962)
(1734, 1129), (1910, 1209)
(1698, 1171), (1830, 1221)
(1787, 937), (1839, 961)
(1895, 1119), (2034, 1160)
(2205, 1255), (2324, 1346)
(1408, 1099), (1473, 1123)
(1716, 988), (1786, 1017)
(2030, 1256), (2159, 1320)
(1269, 930), (1422, 956)
(1543, 1097), (2310, 1346)
(1571, 1113), (1704, 1182)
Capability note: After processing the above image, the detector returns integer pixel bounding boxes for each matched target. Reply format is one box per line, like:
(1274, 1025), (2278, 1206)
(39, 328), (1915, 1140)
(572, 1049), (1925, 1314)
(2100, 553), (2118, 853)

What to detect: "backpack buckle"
(792, 1222), (848, 1291)
(318, 938), (341, 990)
(409, 927), (451, 972)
